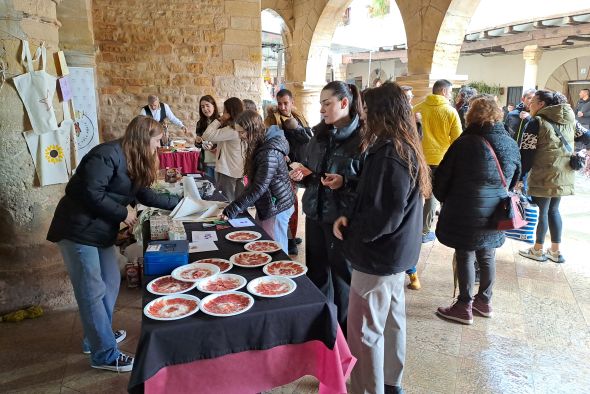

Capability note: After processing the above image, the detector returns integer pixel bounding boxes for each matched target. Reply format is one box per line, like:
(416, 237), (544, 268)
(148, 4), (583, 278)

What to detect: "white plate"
(225, 230), (262, 243)
(143, 294), (200, 321)
(146, 275), (198, 296)
(244, 240), (282, 253)
(230, 251), (272, 268)
(196, 274), (247, 294)
(200, 291), (254, 317)
(193, 258), (233, 273)
(262, 261), (308, 278)
(171, 263), (220, 282)
(247, 276), (297, 298)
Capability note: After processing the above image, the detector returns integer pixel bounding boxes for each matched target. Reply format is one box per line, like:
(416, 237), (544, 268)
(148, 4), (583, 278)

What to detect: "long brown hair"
(222, 97), (244, 128)
(236, 110), (266, 179)
(363, 82), (432, 197)
(121, 116), (161, 189)
(196, 95), (220, 135)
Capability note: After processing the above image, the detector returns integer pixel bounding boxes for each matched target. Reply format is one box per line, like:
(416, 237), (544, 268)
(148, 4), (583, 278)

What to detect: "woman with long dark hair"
(289, 80), (364, 334)
(202, 97), (245, 200)
(221, 111), (295, 253)
(47, 116), (179, 373)
(518, 90), (582, 263)
(195, 95), (220, 179)
(333, 82), (431, 394)
(435, 95), (520, 324)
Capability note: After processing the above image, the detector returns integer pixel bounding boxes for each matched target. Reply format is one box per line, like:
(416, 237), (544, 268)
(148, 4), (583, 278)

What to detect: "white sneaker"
(546, 249), (565, 263)
(519, 247), (547, 262)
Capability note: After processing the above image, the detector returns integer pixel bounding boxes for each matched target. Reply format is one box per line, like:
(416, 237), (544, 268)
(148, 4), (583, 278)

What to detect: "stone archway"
(545, 56), (590, 99)
(396, 0), (481, 100)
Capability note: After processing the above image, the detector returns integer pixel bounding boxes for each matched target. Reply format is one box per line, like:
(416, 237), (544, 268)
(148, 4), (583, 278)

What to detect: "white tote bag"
(58, 100), (78, 175)
(23, 127), (71, 186)
(13, 40), (58, 133)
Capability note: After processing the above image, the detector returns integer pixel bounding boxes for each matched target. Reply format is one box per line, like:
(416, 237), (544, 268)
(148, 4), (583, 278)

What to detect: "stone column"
(522, 45), (543, 91)
(0, 0), (75, 313)
(286, 81), (324, 127)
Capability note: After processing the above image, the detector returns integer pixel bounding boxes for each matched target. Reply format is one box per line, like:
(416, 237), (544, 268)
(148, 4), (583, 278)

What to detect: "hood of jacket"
(423, 94), (452, 107)
(537, 103), (576, 125)
(257, 125), (290, 156)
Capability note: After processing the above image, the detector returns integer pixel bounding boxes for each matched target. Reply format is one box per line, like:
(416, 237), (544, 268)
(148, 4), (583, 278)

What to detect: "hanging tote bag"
(480, 137), (528, 230)
(13, 40), (58, 133)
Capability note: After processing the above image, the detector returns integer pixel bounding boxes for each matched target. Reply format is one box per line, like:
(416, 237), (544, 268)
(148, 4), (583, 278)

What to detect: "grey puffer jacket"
(223, 126), (294, 220)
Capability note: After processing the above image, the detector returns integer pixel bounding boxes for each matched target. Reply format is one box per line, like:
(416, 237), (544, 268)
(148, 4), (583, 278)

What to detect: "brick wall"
(92, 0), (262, 140)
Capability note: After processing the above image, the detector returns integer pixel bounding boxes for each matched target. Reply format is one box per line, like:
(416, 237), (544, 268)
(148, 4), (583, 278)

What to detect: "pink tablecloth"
(145, 327), (355, 394)
(158, 150), (201, 174)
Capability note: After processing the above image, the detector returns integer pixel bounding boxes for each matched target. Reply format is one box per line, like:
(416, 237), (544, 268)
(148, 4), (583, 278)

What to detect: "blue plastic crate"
(144, 240), (189, 275)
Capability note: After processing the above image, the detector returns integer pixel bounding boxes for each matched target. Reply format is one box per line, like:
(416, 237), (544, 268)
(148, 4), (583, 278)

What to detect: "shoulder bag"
(480, 137), (527, 230)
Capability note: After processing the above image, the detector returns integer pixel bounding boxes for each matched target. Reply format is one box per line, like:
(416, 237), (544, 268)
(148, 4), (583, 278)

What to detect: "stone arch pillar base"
(396, 73), (468, 103)
(285, 81), (324, 127)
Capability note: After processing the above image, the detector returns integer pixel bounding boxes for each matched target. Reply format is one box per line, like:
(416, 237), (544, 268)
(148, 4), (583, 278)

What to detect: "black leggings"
(531, 196), (562, 244)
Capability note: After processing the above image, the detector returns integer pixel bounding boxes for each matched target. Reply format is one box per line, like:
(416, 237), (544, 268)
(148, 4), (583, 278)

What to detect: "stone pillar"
(522, 45), (543, 91)
(0, 0), (75, 313)
(286, 81), (323, 127)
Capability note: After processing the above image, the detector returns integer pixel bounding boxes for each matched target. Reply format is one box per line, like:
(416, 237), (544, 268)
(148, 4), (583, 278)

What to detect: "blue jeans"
(257, 205), (294, 254)
(405, 266), (417, 275)
(58, 239), (121, 365)
(204, 165), (215, 180)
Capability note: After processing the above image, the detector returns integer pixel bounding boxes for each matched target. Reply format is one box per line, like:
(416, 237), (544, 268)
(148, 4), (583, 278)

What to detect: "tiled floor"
(1, 175), (589, 393)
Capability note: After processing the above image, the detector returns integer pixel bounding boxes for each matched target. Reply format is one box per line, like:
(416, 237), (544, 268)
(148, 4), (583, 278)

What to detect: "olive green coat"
(528, 104), (576, 197)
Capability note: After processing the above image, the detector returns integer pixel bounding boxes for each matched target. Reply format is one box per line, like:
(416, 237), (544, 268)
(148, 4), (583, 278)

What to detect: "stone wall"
(93, 0), (262, 141)
(0, 0), (75, 314)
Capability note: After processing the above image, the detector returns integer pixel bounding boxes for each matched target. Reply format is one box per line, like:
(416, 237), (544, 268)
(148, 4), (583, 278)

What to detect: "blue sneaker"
(422, 231), (436, 243)
(83, 330), (127, 354)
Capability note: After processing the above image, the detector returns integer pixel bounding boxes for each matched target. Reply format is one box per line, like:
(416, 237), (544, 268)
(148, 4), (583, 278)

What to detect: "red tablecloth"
(158, 150), (201, 174)
(144, 327), (355, 394)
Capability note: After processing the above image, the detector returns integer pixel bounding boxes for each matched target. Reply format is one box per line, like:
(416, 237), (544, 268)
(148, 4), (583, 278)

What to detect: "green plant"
(466, 81), (501, 95)
(368, 0), (390, 18)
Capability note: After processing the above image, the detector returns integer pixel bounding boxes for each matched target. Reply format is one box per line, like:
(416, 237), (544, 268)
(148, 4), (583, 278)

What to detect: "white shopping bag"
(23, 128), (71, 186)
(13, 40), (58, 133)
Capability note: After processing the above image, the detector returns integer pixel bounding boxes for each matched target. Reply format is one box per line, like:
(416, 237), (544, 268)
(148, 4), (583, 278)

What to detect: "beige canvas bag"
(13, 40), (58, 133)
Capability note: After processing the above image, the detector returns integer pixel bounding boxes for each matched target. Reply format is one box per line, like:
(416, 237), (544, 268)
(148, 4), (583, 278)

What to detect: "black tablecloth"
(128, 217), (338, 393)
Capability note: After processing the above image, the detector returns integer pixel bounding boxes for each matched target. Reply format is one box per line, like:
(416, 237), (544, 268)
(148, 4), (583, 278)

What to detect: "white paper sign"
(188, 240), (219, 253)
(68, 67), (99, 163)
(191, 231), (218, 242)
(228, 218), (255, 228)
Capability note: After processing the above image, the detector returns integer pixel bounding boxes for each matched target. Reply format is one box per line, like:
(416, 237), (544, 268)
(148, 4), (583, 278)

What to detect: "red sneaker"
(436, 300), (473, 325)
(472, 295), (493, 318)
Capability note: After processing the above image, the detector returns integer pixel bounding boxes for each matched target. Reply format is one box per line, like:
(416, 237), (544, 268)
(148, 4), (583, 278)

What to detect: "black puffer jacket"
(47, 140), (179, 247)
(343, 138), (422, 275)
(223, 126), (294, 220)
(434, 122), (521, 250)
(505, 102), (530, 144)
(299, 115), (364, 224)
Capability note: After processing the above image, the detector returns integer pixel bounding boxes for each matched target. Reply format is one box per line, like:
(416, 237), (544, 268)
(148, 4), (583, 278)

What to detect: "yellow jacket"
(413, 94), (462, 165)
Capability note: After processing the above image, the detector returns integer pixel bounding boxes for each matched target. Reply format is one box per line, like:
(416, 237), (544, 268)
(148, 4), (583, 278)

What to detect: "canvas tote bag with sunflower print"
(23, 101), (76, 186)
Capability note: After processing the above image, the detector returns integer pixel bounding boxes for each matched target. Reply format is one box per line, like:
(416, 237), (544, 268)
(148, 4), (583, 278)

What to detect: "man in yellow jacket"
(413, 79), (462, 243)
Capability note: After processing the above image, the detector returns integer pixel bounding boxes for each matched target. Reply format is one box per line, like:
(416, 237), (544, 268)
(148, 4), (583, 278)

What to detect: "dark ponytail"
(322, 81), (363, 120)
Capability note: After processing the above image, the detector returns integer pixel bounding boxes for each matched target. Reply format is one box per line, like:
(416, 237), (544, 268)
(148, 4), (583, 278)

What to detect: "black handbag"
(548, 121), (586, 170)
